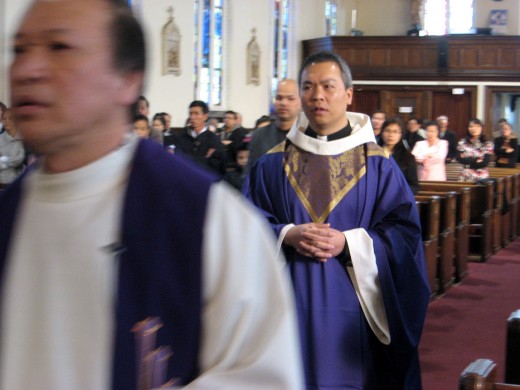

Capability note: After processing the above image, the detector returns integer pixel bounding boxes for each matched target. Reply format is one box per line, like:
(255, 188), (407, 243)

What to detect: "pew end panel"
(460, 359), (520, 390)
(416, 198), (440, 297)
(416, 192), (456, 293)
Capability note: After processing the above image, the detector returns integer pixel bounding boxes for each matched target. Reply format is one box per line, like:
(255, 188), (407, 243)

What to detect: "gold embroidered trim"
(284, 144), (367, 223)
(266, 140), (286, 154)
(367, 142), (387, 158)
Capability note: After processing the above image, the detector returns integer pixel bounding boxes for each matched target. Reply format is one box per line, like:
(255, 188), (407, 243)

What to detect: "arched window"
(424, 0), (473, 35)
(271, 0), (291, 108)
(194, 0), (224, 107)
(325, 0), (337, 36)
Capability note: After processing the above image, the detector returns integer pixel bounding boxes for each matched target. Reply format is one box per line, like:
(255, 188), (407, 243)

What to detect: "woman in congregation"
(494, 121), (518, 168)
(0, 108), (25, 187)
(457, 118), (494, 182)
(411, 120), (449, 181)
(152, 113), (168, 135)
(378, 117), (419, 194)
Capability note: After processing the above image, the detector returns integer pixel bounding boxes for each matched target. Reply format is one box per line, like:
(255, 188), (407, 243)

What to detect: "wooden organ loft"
(302, 35), (520, 141)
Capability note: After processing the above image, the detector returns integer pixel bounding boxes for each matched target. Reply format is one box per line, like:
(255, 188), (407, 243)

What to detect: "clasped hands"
(284, 223), (346, 262)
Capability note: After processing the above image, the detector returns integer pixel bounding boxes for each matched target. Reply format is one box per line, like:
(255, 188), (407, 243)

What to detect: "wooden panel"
(302, 35), (520, 81)
(349, 89), (379, 116)
(432, 91), (473, 141)
(481, 48), (499, 67)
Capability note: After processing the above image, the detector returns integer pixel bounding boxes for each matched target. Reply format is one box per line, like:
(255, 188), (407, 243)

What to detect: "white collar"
(287, 112), (375, 155)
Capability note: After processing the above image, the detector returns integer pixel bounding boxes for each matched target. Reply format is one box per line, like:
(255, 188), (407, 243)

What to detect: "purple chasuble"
(245, 139), (430, 390)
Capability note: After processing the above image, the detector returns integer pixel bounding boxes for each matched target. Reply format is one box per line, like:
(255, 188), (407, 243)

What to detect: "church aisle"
(419, 238), (520, 390)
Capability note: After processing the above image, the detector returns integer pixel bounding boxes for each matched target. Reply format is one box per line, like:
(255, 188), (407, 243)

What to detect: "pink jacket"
(411, 139), (448, 181)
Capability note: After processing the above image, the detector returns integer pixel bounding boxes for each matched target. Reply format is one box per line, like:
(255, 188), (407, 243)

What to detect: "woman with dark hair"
(152, 113), (167, 133)
(378, 118), (419, 194)
(456, 118), (494, 182)
(494, 122), (518, 168)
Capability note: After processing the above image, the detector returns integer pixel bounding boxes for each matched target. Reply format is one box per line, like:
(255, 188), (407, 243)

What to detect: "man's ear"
(345, 87), (353, 106)
(117, 70), (145, 107)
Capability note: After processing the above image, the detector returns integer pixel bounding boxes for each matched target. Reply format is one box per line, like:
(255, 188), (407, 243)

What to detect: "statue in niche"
(247, 28), (260, 86)
(162, 7), (181, 76)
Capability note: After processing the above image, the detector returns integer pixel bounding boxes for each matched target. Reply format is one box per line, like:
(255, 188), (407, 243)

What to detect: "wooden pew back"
(420, 181), (494, 262)
(415, 196), (440, 296)
(416, 192), (456, 293)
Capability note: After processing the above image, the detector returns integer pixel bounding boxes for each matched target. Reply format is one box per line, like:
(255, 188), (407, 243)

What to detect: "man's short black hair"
(107, 2), (146, 117)
(109, 2), (146, 74)
(189, 100), (209, 114)
(298, 51), (353, 89)
(133, 114), (149, 123)
(224, 110), (237, 119)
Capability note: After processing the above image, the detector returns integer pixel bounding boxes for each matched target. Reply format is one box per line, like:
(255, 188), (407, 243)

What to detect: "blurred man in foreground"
(0, 1), (303, 388)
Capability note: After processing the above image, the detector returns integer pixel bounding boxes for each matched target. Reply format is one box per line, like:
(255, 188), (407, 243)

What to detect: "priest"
(245, 50), (430, 389)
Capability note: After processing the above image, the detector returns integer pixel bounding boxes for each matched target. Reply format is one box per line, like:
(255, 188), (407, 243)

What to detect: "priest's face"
(300, 61), (353, 136)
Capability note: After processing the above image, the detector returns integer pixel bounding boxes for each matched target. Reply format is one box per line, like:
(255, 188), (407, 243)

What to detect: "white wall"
(2, 0), (520, 127)
(0, 0), (32, 103)
(474, 0), (519, 35)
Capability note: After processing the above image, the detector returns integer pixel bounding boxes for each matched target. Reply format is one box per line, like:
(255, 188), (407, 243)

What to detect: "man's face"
(163, 114), (171, 129)
(189, 106), (208, 132)
(501, 123), (512, 137)
(437, 117), (448, 131)
(300, 61), (352, 136)
(274, 80), (301, 123)
(371, 113), (385, 134)
(136, 99), (149, 117)
(407, 119), (419, 133)
(223, 113), (235, 130)
(9, 0), (138, 155)
(3, 110), (14, 134)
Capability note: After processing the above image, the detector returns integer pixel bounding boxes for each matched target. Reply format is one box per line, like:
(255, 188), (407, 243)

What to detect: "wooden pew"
(459, 359), (520, 390)
(506, 310), (520, 384)
(415, 196), (440, 297)
(419, 188), (469, 282)
(488, 167), (520, 242)
(420, 181), (494, 262)
(446, 161), (464, 181)
(416, 192), (456, 293)
(491, 177), (505, 253)
(459, 309), (520, 389)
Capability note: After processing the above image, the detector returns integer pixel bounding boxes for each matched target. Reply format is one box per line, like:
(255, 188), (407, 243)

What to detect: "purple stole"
(0, 139), (218, 389)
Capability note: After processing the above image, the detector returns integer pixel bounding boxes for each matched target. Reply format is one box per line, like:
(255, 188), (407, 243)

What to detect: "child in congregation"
(224, 142), (249, 191)
(133, 114), (151, 139)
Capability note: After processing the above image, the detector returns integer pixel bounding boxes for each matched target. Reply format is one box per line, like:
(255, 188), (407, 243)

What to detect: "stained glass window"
(325, 0), (337, 36)
(271, 0), (290, 108)
(194, 0), (224, 107)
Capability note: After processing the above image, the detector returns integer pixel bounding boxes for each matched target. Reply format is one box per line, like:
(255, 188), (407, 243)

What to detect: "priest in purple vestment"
(245, 51), (430, 389)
